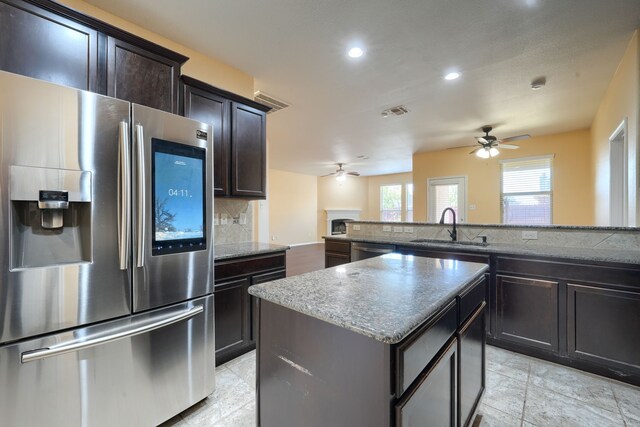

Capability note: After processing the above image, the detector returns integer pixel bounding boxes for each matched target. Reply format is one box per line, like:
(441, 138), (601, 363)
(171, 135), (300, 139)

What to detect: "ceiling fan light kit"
(469, 126), (530, 159)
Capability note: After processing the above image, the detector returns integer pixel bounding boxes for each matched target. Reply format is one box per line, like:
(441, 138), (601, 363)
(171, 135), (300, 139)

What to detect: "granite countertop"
(249, 254), (488, 344)
(324, 235), (640, 265)
(214, 242), (289, 261)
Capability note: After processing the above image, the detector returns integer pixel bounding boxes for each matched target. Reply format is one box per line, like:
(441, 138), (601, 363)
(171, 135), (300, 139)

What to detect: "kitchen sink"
(409, 239), (488, 247)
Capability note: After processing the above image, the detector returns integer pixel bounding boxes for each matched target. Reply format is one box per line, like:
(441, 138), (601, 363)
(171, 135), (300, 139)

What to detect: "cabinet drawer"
(325, 239), (351, 254)
(253, 269), (286, 285)
(396, 299), (458, 396)
(215, 253), (286, 281)
(396, 337), (458, 427)
(459, 276), (486, 324)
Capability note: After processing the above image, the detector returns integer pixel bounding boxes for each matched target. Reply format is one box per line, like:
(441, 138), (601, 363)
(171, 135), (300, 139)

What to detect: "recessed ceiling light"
(347, 46), (365, 58)
(444, 72), (461, 81)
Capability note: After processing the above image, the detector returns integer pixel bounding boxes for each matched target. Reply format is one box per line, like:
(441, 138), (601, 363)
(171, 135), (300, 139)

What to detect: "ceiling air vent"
(254, 91), (290, 114)
(381, 105), (409, 117)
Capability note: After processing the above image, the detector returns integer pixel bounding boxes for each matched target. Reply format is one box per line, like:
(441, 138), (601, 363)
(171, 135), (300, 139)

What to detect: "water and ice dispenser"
(9, 165), (92, 269)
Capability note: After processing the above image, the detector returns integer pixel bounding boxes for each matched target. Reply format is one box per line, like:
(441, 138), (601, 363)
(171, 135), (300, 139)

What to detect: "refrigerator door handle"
(135, 123), (146, 268)
(21, 305), (204, 363)
(118, 121), (131, 270)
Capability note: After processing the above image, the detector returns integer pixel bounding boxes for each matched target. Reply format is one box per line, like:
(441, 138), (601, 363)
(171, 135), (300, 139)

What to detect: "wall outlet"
(271, 235), (277, 241)
(220, 213), (228, 225)
(382, 225), (392, 232)
(393, 226), (403, 233)
(353, 224), (361, 231)
(522, 230), (538, 240)
(404, 226), (414, 233)
(469, 204), (477, 210)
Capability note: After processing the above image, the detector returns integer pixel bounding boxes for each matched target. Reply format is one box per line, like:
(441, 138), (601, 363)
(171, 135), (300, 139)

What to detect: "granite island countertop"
(249, 254), (488, 344)
(214, 242), (289, 261)
(324, 235), (640, 266)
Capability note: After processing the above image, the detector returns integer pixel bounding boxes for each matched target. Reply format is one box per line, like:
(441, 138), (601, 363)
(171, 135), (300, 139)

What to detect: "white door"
(428, 176), (467, 223)
(609, 119), (628, 226)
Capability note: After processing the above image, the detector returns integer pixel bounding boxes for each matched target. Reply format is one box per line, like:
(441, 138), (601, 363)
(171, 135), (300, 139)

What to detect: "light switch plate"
(353, 224), (361, 231)
(213, 213), (220, 226)
(404, 226), (414, 233)
(522, 230), (538, 240)
(393, 226), (403, 233)
(239, 213), (247, 225)
(469, 204), (477, 210)
(382, 225), (392, 232)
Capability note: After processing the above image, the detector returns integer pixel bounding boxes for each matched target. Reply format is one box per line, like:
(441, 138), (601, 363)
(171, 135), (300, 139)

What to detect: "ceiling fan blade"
(498, 144), (520, 149)
(476, 137), (489, 144)
(347, 172), (360, 176)
(320, 172), (338, 177)
(469, 147), (482, 155)
(501, 134), (530, 143)
(448, 144), (478, 150)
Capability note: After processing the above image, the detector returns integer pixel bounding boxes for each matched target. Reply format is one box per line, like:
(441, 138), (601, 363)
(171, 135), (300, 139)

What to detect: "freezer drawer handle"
(21, 305), (204, 363)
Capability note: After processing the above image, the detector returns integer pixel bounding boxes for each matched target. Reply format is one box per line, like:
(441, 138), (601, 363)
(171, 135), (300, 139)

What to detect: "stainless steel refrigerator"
(0, 70), (215, 426)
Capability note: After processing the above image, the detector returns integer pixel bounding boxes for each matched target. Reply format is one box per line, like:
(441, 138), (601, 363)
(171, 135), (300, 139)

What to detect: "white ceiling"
(85, 0), (640, 176)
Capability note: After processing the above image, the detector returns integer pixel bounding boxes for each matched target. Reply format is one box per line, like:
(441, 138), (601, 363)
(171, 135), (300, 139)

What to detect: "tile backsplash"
(215, 199), (253, 244)
(347, 221), (640, 251)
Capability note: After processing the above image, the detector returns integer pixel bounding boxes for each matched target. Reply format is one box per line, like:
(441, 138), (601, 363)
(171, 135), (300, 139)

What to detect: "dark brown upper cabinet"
(106, 36), (185, 113)
(0, 0), (99, 91)
(0, 0), (187, 111)
(180, 76), (270, 199)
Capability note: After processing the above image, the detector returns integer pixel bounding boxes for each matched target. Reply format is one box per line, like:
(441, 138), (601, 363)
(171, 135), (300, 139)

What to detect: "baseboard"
(288, 241), (325, 247)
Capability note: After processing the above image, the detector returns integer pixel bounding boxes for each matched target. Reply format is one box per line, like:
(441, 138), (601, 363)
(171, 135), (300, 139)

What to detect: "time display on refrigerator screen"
(151, 138), (207, 255)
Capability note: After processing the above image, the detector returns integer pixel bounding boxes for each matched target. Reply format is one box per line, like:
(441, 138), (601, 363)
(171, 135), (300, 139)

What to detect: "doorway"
(428, 176), (467, 223)
(609, 119), (628, 226)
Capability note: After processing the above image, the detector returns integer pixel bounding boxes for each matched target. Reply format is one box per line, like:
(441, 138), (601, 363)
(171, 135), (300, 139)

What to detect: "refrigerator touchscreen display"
(151, 138), (206, 255)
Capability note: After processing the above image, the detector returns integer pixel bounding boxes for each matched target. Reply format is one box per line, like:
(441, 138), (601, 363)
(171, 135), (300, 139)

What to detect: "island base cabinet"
(568, 283), (640, 375)
(395, 338), (458, 427)
(257, 300), (393, 427)
(458, 302), (486, 427)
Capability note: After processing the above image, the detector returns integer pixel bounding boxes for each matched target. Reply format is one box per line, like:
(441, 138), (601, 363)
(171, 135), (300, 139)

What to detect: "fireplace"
(325, 209), (361, 236)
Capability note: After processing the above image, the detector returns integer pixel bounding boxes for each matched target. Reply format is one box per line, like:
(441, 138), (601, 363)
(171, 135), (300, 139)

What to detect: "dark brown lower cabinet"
(214, 277), (250, 360)
(324, 238), (351, 268)
(567, 283), (640, 374)
(214, 251), (286, 365)
(458, 302), (486, 427)
(496, 275), (559, 352)
(396, 338), (458, 427)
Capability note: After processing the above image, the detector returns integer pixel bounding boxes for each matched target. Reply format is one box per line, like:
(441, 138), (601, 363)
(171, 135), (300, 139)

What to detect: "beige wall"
(58, 0), (254, 97)
(413, 129), (594, 225)
(317, 176), (369, 239)
(268, 169), (318, 245)
(591, 31), (639, 226)
(367, 173), (414, 221)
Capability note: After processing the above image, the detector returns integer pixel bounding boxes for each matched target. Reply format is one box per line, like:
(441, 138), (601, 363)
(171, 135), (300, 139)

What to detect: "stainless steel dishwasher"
(351, 242), (397, 261)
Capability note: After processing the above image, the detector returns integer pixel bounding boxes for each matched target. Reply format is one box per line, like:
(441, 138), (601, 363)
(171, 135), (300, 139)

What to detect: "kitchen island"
(249, 254), (488, 427)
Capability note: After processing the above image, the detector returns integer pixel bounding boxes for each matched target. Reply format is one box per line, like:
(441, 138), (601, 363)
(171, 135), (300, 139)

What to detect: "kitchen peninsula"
(249, 254), (488, 427)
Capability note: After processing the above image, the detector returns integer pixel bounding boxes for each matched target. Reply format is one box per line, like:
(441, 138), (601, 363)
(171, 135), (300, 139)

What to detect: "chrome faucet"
(439, 207), (457, 242)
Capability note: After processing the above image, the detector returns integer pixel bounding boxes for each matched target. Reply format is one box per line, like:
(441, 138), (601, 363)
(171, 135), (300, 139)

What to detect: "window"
(406, 183), (414, 222)
(500, 156), (553, 225)
(380, 184), (402, 221)
(428, 176), (466, 223)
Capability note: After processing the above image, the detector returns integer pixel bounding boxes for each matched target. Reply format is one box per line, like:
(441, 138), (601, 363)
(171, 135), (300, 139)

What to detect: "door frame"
(427, 175), (468, 223)
(609, 118), (628, 226)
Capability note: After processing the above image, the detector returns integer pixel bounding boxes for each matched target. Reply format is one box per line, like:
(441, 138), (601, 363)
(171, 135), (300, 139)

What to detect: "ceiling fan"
(470, 126), (530, 158)
(321, 163), (360, 181)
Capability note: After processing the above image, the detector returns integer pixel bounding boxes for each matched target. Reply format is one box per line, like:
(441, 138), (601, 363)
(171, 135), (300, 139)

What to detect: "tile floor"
(161, 345), (640, 426)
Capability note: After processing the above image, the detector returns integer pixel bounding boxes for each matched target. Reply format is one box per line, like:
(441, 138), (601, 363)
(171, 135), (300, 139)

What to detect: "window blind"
(500, 156), (553, 225)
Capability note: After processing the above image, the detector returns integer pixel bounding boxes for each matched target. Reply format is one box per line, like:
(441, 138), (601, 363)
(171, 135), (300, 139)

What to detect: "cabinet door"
(496, 275), (559, 352)
(459, 303), (486, 427)
(230, 102), (266, 198)
(568, 283), (640, 374)
(325, 252), (351, 268)
(183, 84), (230, 195)
(214, 277), (251, 365)
(251, 270), (286, 343)
(107, 37), (180, 113)
(0, 0), (98, 91)
(396, 338), (457, 427)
